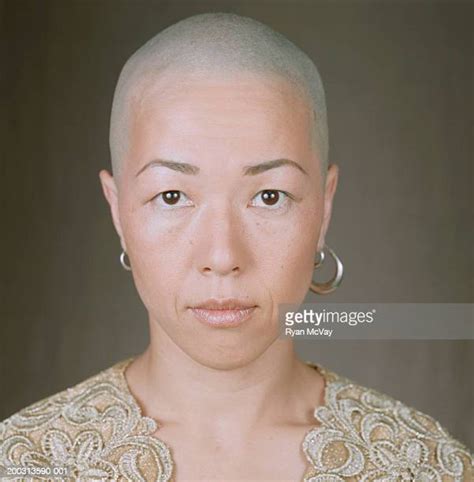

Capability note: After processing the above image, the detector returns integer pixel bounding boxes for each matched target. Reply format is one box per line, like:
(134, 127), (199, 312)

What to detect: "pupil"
(164, 191), (180, 205)
(262, 190), (279, 205)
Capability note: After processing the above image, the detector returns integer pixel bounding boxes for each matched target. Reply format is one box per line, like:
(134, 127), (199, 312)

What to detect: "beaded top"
(0, 357), (472, 481)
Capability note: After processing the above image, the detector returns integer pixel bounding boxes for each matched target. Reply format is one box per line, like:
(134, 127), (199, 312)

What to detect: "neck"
(124, 319), (324, 440)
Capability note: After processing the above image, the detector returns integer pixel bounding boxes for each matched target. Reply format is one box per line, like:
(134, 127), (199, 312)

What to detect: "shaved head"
(109, 12), (329, 179)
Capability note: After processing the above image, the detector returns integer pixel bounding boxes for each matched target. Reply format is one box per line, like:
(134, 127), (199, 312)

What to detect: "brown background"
(1, 0), (473, 448)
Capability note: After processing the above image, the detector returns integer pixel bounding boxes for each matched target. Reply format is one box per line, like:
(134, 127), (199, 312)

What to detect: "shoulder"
(0, 358), (173, 480)
(0, 359), (129, 437)
(303, 364), (473, 481)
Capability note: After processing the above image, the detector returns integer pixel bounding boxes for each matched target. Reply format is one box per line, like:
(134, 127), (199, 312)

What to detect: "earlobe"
(98, 169), (126, 248)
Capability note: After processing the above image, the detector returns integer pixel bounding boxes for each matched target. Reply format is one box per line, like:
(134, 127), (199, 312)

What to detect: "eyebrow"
(135, 158), (309, 177)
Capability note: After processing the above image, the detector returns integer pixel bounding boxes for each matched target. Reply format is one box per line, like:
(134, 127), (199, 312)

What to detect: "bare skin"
(99, 70), (339, 481)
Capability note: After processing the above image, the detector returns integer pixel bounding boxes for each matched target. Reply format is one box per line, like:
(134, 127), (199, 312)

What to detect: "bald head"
(109, 12), (329, 179)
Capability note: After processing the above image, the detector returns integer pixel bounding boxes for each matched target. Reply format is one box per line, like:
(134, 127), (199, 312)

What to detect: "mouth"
(188, 298), (257, 327)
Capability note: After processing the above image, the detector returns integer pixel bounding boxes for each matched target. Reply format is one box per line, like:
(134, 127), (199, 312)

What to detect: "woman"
(1, 12), (472, 481)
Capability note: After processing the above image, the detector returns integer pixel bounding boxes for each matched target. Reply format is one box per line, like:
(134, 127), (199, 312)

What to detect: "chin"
(184, 338), (275, 371)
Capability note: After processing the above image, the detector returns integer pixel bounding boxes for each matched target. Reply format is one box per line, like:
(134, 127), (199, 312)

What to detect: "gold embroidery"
(302, 365), (473, 481)
(0, 358), (472, 481)
(0, 360), (173, 481)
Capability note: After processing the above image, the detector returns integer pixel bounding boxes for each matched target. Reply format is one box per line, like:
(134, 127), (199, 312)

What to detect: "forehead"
(126, 70), (315, 168)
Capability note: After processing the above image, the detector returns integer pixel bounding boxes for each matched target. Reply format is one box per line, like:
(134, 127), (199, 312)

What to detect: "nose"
(194, 203), (248, 278)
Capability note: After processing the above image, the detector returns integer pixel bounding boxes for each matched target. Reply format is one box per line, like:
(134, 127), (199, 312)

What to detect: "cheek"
(253, 204), (322, 300)
(271, 233), (318, 300)
(124, 199), (187, 260)
(122, 213), (186, 314)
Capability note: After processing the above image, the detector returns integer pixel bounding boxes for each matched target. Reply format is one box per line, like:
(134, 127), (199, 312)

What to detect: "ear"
(99, 169), (127, 252)
(317, 163), (339, 252)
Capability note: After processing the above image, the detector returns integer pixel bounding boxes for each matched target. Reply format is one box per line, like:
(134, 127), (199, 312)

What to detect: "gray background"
(1, 0), (473, 448)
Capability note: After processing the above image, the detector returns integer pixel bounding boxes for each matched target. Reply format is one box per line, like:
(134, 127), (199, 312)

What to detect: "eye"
(153, 190), (193, 208)
(250, 190), (292, 210)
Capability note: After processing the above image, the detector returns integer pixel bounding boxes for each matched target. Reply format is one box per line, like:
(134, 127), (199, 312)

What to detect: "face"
(100, 70), (338, 369)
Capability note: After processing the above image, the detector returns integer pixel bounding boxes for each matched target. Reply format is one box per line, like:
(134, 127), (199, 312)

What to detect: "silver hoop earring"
(120, 250), (132, 271)
(309, 244), (343, 295)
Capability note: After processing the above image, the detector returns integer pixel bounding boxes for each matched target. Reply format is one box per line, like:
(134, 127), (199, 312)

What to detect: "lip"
(192, 297), (256, 310)
(189, 298), (257, 327)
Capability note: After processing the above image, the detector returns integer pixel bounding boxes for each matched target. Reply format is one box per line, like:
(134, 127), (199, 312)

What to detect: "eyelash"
(152, 189), (294, 211)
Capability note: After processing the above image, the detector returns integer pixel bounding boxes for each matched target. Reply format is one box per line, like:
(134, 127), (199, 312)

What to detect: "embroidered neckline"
(110, 356), (339, 479)
(3, 357), (471, 480)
